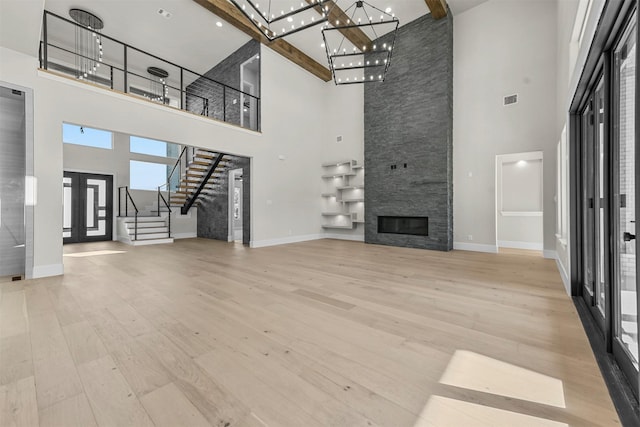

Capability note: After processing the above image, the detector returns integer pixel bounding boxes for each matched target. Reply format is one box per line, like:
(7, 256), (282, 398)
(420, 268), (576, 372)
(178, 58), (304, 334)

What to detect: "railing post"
(125, 186), (129, 217)
(157, 189), (160, 217)
(180, 68), (184, 110)
(118, 187), (121, 217)
(110, 66), (114, 90)
(42, 12), (48, 69)
(123, 45), (128, 93)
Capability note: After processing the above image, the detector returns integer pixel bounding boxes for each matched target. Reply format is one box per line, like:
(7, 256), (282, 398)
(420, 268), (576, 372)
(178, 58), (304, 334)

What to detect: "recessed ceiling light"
(216, 21), (223, 27)
(385, 7), (392, 13)
(321, 42), (325, 48)
(158, 8), (171, 19)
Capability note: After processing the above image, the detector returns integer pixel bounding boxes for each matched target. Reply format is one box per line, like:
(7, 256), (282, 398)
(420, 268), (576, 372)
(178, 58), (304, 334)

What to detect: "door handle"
(623, 232), (636, 242)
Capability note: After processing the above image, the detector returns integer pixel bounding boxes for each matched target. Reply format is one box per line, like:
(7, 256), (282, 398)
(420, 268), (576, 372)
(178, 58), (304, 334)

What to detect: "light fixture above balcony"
(322, 1), (398, 85)
(69, 8), (104, 81)
(229, 0), (331, 41)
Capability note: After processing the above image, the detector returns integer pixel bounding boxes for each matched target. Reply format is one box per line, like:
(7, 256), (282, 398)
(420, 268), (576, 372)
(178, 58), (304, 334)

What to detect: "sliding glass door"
(575, 6), (639, 401)
(613, 15), (639, 393)
(580, 78), (607, 331)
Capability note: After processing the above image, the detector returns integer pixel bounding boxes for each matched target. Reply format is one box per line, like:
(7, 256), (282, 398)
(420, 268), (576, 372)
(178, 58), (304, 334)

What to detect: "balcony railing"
(40, 11), (260, 131)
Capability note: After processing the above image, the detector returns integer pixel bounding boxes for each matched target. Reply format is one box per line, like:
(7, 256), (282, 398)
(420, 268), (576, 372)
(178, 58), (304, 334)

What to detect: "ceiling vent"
(504, 94), (518, 106)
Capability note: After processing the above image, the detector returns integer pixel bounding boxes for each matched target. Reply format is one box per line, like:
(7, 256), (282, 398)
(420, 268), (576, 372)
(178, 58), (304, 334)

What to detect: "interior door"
(63, 172), (113, 244)
(612, 15), (639, 398)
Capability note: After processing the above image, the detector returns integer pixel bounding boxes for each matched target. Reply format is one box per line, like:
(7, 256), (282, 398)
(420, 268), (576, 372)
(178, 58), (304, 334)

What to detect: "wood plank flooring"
(0, 238), (621, 426)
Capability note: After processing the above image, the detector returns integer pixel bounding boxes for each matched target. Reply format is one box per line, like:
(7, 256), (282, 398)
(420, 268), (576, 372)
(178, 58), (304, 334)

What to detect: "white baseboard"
(555, 258), (571, 295)
(324, 233), (365, 242)
(497, 240), (543, 251)
(32, 263), (64, 278)
(543, 249), (558, 260)
(453, 242), (498, 253)
(172, 232), (197, 239)
(227, 235), (234, 242)
(250, 234), (323, 248)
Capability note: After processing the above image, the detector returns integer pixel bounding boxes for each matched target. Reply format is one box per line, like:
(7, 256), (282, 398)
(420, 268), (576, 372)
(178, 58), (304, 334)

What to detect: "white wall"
(453, 0), (557, 254)
(554, 0), (606, 292)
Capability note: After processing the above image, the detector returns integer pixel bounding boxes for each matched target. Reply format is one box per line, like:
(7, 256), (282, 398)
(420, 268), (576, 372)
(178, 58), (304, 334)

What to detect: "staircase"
(117, 215), (174, 246)
(166, 148), (230, 214)
(116, 147), (230, 246)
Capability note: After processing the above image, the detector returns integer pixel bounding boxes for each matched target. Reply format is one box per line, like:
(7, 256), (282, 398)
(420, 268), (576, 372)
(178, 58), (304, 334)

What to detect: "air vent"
(504, 94), (518, 106)
(11, 89), (23, 96)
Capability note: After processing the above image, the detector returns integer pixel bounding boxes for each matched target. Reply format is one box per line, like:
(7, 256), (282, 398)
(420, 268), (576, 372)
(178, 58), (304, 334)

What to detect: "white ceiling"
(40, 0), (488, 78)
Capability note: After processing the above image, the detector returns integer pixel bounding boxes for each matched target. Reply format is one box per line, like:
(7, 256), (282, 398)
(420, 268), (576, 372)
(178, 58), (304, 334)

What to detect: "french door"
(63, 172), (113, 244)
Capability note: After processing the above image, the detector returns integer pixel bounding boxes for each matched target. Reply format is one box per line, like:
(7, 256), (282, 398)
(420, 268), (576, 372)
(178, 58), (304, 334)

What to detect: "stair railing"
(165, 146), (196, 211)
(118, 186), (139, 240)
(156, 185), (172, 237)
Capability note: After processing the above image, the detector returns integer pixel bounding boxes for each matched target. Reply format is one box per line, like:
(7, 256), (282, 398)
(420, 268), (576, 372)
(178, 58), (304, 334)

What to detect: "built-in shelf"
(322, 173), (356, 179)
(321, 160), (364, 230)
(322, 212), (350, 216)
(321, 160), (352, 167)
(337, 185), (365, 190)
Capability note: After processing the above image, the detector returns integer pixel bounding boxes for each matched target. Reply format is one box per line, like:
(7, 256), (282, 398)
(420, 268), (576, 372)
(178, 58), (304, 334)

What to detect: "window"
(63, 123), (112, 149)
(130, 136), (179, 158)
(129, 160), (171, 191)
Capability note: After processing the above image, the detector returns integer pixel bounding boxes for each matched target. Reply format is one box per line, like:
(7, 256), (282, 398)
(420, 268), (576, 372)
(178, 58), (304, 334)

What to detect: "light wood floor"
(0, 238), (620, 426)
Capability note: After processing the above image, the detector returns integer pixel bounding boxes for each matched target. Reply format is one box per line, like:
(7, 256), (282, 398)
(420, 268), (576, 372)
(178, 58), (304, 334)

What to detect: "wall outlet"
(467, 234), (473, 241)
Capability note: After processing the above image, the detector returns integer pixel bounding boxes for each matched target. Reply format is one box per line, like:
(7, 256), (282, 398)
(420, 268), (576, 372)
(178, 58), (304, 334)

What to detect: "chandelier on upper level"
(229, 0), (332, 41)
(69, 8), (104, 81)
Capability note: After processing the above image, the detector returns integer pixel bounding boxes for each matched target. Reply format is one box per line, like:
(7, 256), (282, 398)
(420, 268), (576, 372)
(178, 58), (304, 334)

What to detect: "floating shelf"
(322, 224), (355, 229)
(321, 173), (356, 179)
(321, 160), (354, 167)
(321, 160), (364, 230)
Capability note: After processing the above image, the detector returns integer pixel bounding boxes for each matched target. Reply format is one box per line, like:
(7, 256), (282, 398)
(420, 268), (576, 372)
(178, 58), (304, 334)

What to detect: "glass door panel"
(613, 16), (638, 387)
(595, 78), (607, 317)
(582, 101), (596, 302)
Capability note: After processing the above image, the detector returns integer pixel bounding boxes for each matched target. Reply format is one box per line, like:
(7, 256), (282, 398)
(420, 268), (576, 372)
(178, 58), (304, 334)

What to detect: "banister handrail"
(118, 186), (139, 240)
(156, 186), (172, 237)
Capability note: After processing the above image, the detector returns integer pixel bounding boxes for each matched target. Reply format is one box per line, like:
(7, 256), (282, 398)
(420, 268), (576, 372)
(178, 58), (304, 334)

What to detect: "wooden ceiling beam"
(424, 0), (448, 20)
(193, 0), (332, 81)
(306, 0), (372, 50)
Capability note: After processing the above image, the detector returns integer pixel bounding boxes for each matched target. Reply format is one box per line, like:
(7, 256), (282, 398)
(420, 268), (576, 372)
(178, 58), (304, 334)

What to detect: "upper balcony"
(39, 10), (260, 132)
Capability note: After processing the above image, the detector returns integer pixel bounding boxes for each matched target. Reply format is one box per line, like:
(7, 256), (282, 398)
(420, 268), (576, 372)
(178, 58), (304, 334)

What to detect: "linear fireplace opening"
(378, 216), (428, 236)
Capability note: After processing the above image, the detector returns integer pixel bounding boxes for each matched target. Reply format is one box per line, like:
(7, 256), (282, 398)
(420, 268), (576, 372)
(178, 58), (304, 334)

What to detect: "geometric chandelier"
(322, 1), (398, 85)
(229, 0), (332, 41)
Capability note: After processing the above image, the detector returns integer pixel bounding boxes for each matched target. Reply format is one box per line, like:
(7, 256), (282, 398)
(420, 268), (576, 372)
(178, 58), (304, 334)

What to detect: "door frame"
(228, 168), (243, 242)
(63, 171), (114, 244)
